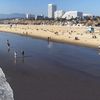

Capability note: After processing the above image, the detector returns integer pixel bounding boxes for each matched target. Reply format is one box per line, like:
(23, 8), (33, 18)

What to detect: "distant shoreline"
(0, 24), (100, 49)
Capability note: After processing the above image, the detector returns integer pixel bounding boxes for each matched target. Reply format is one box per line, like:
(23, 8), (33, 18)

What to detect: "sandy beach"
(0, 24), (100, 48)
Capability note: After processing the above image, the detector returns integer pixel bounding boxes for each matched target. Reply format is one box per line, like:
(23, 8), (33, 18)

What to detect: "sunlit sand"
(0, 24), (100, 48)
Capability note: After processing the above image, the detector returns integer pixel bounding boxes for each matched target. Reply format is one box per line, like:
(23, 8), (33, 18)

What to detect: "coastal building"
(26, 14), (35, 19)
(48, 4), (57, 18)
(54, 10), (65, 19)
(62, 11), (83, 19)
(83, 13), (93, 17)
(83, 13), (94, 19)
(35, 15), (44, 20)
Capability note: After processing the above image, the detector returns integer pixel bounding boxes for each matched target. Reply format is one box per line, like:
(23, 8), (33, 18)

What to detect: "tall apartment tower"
(48, 4), (57, 18)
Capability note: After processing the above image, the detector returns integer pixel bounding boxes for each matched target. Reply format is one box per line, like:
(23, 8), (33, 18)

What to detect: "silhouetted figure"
(10, 24), (12, 28)
(48, 37), (50, 41)
(21, 51), (25, 63)
(92, 35), (97, 39)
(22, 51), (24, 57)
(7, 40), (10, 48)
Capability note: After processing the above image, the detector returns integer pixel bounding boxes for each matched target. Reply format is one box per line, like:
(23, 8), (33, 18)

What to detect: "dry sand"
(0, 24), (100, 48)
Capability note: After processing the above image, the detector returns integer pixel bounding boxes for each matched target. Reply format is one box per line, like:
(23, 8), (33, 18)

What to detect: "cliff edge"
(0, 68), (14, 100)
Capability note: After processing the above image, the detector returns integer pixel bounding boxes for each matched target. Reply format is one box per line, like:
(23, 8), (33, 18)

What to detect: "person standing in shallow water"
(7, 40), (10, 49)
(22, 51), (24, 57)
(48, 37), (50, 41)
(14, 51), (17, 58)
(14, 51), (17, 64)
(21, 51), (25, 63)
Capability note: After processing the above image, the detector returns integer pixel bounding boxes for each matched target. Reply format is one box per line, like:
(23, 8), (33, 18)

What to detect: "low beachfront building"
(83, 13), (93, 17)
(62, 11), (83, 19)
(83, 13), (94, 19)
(35, 15), (44, 20)
(54, 10), (65, 19)
(26, 14), (35, 19)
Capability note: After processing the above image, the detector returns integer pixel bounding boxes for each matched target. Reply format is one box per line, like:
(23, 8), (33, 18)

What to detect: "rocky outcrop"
(0, 68), (14, 100)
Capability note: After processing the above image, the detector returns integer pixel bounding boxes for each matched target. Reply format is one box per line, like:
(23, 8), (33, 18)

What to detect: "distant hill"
(0, 13), (26, 19)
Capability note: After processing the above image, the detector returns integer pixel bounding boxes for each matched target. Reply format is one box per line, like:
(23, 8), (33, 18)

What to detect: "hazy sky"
(0, 0), (99, 15)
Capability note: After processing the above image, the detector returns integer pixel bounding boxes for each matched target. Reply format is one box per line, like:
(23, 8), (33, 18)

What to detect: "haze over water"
(0, 32), (100, 100)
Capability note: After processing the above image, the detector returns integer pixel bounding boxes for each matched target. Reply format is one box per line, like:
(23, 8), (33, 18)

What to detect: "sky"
(0, 0), (99, 16)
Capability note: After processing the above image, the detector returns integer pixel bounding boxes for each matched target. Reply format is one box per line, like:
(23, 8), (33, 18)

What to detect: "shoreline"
(0, 24), (100, 49)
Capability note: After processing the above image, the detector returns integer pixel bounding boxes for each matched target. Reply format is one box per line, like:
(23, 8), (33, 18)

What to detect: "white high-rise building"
(54, 10), (65, 19)
(48, 4), (57, 18)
